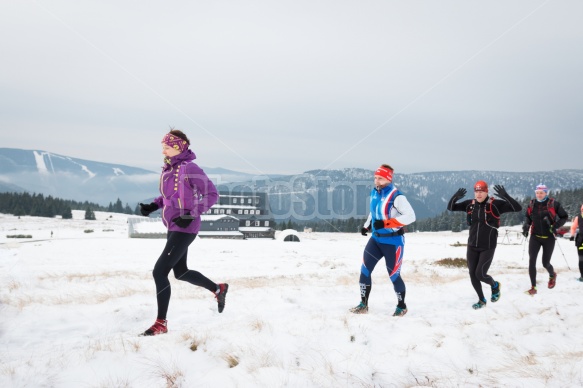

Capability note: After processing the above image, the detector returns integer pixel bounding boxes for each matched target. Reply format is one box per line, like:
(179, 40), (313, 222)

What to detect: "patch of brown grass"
(434, 258), (467, 268)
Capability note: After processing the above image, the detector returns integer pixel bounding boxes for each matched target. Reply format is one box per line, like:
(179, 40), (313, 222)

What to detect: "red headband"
(374, 166), (393, 181)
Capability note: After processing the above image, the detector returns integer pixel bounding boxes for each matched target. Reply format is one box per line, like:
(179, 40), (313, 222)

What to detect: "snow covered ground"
(1, 211), (582, 387)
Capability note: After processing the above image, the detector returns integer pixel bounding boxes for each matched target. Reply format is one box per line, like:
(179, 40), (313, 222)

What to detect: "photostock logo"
(210, 174), (373, 221)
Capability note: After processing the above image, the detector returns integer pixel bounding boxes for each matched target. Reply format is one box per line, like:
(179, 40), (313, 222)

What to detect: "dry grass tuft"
(94, 376), (132, 388)
(7, 280), (21, 292)
(250, 319), (265, 332)
(146, 359), (184, 388)
(223, 353), (240, 368)
(434, 258), (467, 268)
(180, 331), (207, 352)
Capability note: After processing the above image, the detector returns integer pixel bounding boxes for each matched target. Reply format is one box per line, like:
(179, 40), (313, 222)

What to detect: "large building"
(202, 192), (275, 239)
(129, 191), (275, 239)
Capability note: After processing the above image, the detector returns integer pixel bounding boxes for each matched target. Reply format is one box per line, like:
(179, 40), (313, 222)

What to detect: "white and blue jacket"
(364, 184), (416, 245)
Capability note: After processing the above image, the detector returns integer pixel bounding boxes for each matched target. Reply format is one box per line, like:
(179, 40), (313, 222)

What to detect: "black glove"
(373, 220), (385, 230)
(360, 226), (370, 236)
(570, 235), (575, 241)
(139, 202), (159, 216)
(493, 185), (509, 199)
(453, 188), (467, 200)
(172, 215), (194, 228)
(550, 225), (557, 236)
(522, 225), (529, 238)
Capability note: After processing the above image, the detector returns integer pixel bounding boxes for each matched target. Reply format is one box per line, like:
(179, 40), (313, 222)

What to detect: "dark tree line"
(0, 192), (134, 219)
(276, 217), (367, 233)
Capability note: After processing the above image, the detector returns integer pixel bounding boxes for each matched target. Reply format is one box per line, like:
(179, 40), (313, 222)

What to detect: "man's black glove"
(570, 235), (575, 241)
(139, 202), (159, 216)
(453, 188), (467, 200)
(493, 185), (510, 199)
(522, 225), (529, 238)
(373, 219), (386, 230)
(360, 226), (370, 236)
(173, 215), (194, 228)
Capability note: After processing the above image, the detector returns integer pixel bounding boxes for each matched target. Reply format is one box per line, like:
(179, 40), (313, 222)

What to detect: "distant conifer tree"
(84, 207), (96, 220)
(62, 206), (73, 219)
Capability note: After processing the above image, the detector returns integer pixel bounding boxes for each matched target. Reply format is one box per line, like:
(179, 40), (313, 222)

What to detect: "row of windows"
(231, 198), (260, 205)
(245, 221), (270, 227)
(209, 209), (262, 215)
(208, 220), (270, 227)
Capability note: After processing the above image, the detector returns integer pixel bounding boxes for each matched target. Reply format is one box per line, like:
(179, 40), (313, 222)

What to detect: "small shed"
(278, 229), (300, 242)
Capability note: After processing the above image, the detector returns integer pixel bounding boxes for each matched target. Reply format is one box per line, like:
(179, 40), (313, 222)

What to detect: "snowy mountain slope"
(0, 148), (160, 205)
(2, 148), (583, 218)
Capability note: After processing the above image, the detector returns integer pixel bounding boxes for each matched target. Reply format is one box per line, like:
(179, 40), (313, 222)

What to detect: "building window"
(226, 209), (231, 214)
(244, 210), (249, 214)
(255, 221), (260, 226)
(264, 221), (270, 226)
(246, 221), (251, 226)
(233, 198), (238, 204)
(238, 210), (243, 214)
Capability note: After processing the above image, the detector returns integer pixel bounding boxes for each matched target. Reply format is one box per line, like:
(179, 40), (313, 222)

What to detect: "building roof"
(200, 215), (239, 221)
(199, 231), (244, 236)
(239, 227), (273, 232)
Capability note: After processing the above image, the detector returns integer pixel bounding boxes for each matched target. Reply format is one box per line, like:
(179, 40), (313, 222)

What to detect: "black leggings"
(152, 231), (217, 319)
(466, 246), (496, 300)
(528, 236), (555, 287)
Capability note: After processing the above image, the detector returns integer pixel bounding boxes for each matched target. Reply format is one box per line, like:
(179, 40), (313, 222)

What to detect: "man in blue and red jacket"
(352, 164), (416, 317)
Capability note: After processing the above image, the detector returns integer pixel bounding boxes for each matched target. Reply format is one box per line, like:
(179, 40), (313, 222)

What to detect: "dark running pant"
(152, 231), (217, 320)
(359, 238), (406, 309)
(577, 235), (583, 277)
(466, 246), (496, 301)
(528, 235), (555, 287)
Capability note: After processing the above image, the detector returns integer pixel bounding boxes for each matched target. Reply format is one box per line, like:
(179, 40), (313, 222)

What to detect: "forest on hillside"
(2, 188), (582, 233)
(0, 192), (135, 219)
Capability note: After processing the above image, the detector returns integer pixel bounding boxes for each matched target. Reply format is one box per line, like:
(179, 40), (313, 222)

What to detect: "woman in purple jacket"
(139, 129), (227, 336)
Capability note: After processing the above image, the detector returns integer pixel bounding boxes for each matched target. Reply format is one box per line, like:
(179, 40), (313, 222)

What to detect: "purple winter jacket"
(152, 149), (218, 234)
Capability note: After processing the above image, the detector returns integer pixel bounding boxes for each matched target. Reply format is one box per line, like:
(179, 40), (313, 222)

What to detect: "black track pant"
(152, 231), (217, 320)
(528, 236), (555, 287)
(466, 246), (496, 301)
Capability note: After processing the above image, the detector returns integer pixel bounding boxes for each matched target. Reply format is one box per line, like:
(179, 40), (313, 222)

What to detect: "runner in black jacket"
(522, 184), (569, 295)
(447, 181), (522, 309)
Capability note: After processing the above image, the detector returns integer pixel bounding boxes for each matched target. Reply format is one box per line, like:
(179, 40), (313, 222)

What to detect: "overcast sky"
(1, 0), (582, 175)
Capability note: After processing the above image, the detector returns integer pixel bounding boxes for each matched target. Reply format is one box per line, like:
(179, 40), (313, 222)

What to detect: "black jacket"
(523, 198), (568, 237)
(448, 195), (522, 250)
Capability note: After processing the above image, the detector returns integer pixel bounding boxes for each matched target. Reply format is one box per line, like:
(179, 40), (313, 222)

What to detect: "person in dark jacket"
(522, 184), (569, 295)
(138, 129), (227, 336)
(568, 204), (583, 282)
(447, 181), (522, 309)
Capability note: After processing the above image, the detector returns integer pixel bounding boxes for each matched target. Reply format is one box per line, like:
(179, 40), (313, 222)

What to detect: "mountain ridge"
(2, 148), (583, 220)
